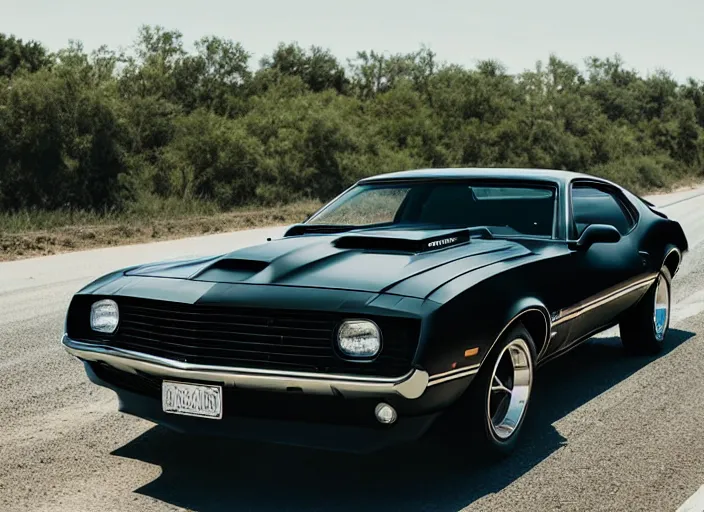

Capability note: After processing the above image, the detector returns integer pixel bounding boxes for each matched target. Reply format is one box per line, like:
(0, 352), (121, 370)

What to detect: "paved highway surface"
(2, 187), (704, 512)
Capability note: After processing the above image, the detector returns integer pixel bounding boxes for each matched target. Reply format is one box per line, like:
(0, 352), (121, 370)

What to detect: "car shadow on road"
(112, 328), (695, 512)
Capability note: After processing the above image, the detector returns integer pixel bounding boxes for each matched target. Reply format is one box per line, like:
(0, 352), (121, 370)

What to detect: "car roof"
(358, 167), (605, 186)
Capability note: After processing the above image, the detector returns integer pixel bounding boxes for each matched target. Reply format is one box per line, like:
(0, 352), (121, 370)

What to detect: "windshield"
(307, 181), (557, 238)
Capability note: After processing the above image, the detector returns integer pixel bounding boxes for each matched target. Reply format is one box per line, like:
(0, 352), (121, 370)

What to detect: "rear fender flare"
(662, 245), (682, 277)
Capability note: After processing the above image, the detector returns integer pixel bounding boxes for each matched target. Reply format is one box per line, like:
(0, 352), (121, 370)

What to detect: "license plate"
(162, 381), (222, 419)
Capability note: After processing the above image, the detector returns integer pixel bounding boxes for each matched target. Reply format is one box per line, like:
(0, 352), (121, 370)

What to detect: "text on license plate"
(162, 381), (223, 419)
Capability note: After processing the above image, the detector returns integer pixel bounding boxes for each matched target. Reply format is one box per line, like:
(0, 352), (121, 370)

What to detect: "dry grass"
(0, 201), (322, 262)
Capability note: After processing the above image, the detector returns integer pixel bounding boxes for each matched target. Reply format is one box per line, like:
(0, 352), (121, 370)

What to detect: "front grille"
(68, 296), (420, 377)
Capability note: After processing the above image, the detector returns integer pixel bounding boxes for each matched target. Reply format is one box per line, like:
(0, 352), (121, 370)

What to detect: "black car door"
(557, 182), (646, 347)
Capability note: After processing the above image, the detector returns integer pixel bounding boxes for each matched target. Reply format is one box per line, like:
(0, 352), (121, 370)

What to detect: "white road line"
(656, 191), (704, 208)
(677, 485), (704, 512)
(672, 289), (704, 323)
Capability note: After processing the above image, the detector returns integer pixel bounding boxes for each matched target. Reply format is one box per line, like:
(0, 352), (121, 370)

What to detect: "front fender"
(416, 276), (550, 381)
(491, 298), (550, 359)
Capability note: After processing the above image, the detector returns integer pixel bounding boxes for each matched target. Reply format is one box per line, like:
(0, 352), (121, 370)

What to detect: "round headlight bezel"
(335, 319), (382, 360)
(90, 299), (120, 334)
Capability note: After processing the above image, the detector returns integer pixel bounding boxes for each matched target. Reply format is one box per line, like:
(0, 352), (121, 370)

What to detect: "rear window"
(472, 187), (554, 199)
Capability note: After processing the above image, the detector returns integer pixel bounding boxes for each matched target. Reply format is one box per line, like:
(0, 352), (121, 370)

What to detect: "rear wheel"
(620, 266), (671, 355)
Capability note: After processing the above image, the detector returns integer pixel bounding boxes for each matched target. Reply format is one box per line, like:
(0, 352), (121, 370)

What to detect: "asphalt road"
(2, 187), (704, 512)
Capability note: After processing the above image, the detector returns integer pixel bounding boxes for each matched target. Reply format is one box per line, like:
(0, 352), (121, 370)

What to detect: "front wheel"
(620, 266), (672, 355)
(459, 324), (536, 458)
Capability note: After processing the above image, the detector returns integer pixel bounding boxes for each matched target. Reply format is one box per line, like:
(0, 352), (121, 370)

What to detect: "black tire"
(620, 266), (672, 355)
(453, 323), (537, 459)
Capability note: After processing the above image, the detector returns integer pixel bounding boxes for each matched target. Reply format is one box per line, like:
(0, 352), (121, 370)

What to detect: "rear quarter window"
(572, 185), (636, 236)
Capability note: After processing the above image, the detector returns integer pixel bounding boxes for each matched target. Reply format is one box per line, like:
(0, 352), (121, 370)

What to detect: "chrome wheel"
(653, 273), (669, 341)
(486, 338), (533, 440)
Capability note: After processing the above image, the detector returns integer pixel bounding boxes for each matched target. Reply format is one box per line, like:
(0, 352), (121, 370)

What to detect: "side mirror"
(572, 224), (621, 250)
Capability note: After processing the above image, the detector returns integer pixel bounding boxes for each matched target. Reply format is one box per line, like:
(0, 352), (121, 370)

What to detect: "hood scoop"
(206, 258), (270, 273)
(333, 227), (491, 253)
(192, 257), (270, 282)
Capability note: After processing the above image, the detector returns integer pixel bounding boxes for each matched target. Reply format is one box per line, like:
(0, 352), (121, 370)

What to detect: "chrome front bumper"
(61, 335), (429, 400)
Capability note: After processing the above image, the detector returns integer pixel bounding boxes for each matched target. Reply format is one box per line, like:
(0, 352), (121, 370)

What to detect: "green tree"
(0, 34), (51, 78)
(260, 43), (347, 93)
(1, 26), (703, 216)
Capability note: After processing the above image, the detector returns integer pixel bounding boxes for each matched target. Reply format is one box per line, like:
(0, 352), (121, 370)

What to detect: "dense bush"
(1, 26), (703, 214)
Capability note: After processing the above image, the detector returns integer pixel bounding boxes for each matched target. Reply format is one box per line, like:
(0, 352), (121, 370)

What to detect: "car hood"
(124, 228), (534, 298)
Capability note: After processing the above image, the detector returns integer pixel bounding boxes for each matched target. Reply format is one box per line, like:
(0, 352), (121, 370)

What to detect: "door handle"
(638, 251), (651, 268)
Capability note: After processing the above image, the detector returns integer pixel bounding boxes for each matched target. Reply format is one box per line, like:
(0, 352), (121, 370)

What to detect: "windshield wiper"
(283, 224), (360, 237)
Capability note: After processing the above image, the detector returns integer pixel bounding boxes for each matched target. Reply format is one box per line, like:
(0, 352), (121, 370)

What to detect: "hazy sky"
(2, 0), (702, 81)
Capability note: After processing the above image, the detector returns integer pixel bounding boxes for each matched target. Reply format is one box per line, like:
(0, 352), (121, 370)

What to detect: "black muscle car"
(62, 168), (688, 456)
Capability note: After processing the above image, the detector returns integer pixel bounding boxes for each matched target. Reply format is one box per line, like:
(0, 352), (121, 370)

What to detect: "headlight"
(90, 299), (119, 333)
(337, 320), (381, 358)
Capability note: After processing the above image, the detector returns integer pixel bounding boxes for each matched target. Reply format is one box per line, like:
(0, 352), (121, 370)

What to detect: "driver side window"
(571, 184), (634, 237)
